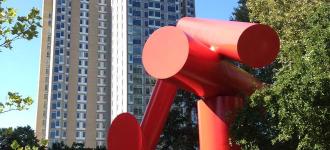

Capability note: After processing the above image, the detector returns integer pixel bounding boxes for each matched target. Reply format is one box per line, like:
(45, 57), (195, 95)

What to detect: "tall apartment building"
(36, 0), (194, 148)
(110, 0), (195, 122)
(36, 0), (111, 148)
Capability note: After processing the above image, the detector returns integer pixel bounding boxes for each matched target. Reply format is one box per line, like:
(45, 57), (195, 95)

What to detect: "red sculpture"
(107, 17), (280, 150)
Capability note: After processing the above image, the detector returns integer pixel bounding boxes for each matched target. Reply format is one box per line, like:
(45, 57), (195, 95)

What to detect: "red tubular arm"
(141, 79), (178, 150)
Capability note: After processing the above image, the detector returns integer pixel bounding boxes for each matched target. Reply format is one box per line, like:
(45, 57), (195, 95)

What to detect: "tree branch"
(0, 108), (21, 114)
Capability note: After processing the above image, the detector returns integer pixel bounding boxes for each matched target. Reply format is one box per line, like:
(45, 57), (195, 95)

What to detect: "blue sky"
(0, 0), (238, 129)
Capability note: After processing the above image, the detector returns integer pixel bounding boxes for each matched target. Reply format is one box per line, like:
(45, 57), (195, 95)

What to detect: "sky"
(0, 0), (238, 129)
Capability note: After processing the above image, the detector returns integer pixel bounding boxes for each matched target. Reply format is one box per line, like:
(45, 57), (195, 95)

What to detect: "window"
(168, 6), (175, 12)
(53, 84), (58, 90)
(148, 2), (154, 7)
(50, 131), (56, 138)
(133, 87), (142, 94)
(132, 1), (140, 7)
(150, 20), (157, 26)
(51, 122), (55, 128)
(133, 57), (142, 63)
(55, 120), (60, 127)
(52, 103), (56, 109)
(133, 39), (141, 44)
(55, 130), (60, 136)
(51, 112), (56, 119)
(133, 106), (143, 116)
(155, 20), (160, 26)
(168, 15), (176, 20)
(134, 97), (142, 105)
(133, 19), (141, 26)
(145, 87), (150, 94)
(52, 93), (57, 99)
(155, 2), (160, 8)
(56, 111), (61, 117)
(133, 76), (142, 84)
(56, 32), (60, 38)
(56, 101), (61, 107)
(149, 10), (154, 17)
(133, 10), (140, 17)
(155, 11), (161, 17)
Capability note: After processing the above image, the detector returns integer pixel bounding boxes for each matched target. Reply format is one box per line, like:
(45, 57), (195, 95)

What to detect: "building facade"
(110, 0), (195, 123)
(36, 0), (194, 148)
(36, 0), (111, 148)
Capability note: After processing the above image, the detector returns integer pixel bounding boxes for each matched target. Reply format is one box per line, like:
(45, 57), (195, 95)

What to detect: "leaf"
(10, 140), (20, 149)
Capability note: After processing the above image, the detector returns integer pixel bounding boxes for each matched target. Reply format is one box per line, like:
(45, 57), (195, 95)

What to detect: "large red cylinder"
(177, 17), (280, 68)
(141, 80), (178, 150)
(142, 26), (262, 98)
(107, 113), (144, 150)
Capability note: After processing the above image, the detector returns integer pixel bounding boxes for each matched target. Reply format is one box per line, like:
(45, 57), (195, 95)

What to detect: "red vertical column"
(197, 96), (243, 150)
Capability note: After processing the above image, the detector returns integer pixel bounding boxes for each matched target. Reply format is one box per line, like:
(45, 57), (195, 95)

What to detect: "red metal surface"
(177, 17), (280, 68)
(107, 113), (144, 150)
(108, 17), (280, 150)
(198, 97), (243, 150)
(141, 80), (178, 150)
(142, 26), (262, 98)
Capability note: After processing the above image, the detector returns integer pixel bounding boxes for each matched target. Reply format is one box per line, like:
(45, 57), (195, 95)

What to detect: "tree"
(230, 0), (249, 22)
(158, 90), (199, 149)
(50, 141), (70, 150)
(95, 146), (106, 150)
(0, 92), (33, 114)
(230, 0), (330, 149)
(0, 126), (47, 149)
(49, 141), (106, 150)
(0, 0), (41, 114)
(0, 0), (41, 50)
(70, 142), (85, 150)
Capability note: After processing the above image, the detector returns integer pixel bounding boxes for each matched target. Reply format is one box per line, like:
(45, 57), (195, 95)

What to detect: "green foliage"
(50, 142), (106, 150)
(10, 140), (21, 150)
(231, 0), (249, 22)
(158, 90), (199, 150)
(230, 0), (330, 149)
(70, 142), (85, 150)
(50, 141), (71, 150)
(10, 139), (46, 150)
(0, 92), (33, 114)
(0, 0), (41, 50)
(0, 126), (47, 150)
